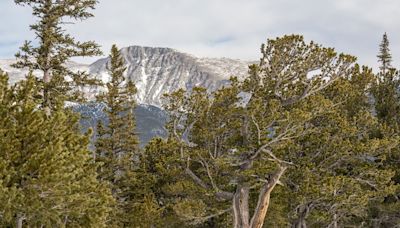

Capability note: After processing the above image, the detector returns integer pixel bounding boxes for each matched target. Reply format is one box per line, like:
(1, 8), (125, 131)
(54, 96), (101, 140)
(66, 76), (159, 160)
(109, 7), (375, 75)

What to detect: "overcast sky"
(0, 0), (399, 70)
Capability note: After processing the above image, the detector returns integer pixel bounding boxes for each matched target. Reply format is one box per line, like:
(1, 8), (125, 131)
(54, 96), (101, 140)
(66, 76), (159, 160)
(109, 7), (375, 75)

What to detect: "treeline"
(1, 0), (400, 227)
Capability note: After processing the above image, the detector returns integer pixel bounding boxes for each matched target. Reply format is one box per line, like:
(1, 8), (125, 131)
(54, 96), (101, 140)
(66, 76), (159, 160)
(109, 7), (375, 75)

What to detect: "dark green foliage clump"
(0, 71), (113, 227)
(2, 1), (400, 226)
(95, 45), (153, 227)
(13, 0), (103, 111)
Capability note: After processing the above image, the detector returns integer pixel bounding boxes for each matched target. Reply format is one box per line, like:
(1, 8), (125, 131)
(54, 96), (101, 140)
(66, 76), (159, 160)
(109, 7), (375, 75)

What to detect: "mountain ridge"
(0, 45), (252, 145)
(0, 45), (252, 106)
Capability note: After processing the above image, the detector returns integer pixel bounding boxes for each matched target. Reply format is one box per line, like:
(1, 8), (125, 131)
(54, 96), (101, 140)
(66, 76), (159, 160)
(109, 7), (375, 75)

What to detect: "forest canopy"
(0, 1), (400, 227)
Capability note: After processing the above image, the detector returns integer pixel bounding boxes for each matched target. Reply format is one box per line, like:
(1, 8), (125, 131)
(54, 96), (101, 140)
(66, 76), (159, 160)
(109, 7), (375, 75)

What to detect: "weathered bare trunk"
(43, 69), (51, 84)
(333, 213), (338, 228)
(249, 165), (287, 228)
(16, 213), (24, 228)
(332, 189), (338, 228)
(233, 185), (250, 228)
(43, 68), (51, 115)
(63, 215), (68, 227)
(292, 203), (312, 228)
(292, 218), (307, 228)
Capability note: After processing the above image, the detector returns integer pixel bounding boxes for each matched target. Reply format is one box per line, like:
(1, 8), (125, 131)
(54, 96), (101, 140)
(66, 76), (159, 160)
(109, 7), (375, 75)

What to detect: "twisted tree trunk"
(249, 165), (287, 228)
(233, 185), (250, 228)
(232, 165), (287, 228)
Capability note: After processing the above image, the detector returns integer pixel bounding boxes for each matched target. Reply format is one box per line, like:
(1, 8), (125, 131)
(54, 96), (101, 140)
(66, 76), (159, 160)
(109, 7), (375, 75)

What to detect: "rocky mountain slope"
(0, 46), (251, 144)
(1, 46), (250, 107)
(73, 102), (168, 147)
(89, 46), (250, 106)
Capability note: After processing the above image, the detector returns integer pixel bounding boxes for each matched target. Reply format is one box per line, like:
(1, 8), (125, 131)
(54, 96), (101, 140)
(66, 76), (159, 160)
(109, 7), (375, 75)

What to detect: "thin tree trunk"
(292, 203), (311, 228)
(233, 190), (242, 228)
(332, 189), (338, 228)
(43, 68), (51, 115)
(292, 218), (307, 228)
(43, 69), (51, 84)
(333, 213), (338, 228)
(16, 213), (24, 228)
(233, 185), (250, 228)
(63, 215), (68, 227)
(249, 165), (287, 228)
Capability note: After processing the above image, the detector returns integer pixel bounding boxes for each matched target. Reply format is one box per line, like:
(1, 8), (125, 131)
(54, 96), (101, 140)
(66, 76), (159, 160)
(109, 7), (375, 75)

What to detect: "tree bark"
(333, 213), (338, 228)
(16, 213), (24, 228)
(249, 165), (287, 228)
(332, 189), (338, 228)
(233, 185), (250, 228)
(43, 68), (51, 84)
(291, 203), (311, 228)
(292, 218), (307, 228)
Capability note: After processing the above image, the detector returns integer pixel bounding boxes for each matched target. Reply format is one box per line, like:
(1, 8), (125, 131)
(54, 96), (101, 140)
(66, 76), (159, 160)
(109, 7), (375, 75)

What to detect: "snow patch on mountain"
(1, 46), (252, 107)
(89, 46), (251, 106)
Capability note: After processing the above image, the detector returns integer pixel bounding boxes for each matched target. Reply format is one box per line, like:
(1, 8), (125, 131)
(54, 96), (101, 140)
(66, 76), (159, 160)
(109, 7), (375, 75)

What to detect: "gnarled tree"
(162, 35), (356, 227)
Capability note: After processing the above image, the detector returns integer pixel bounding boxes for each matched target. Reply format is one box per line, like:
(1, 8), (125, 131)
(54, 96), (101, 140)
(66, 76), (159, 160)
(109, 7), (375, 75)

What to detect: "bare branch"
(250, 114), (262, 146)
(185, 167), (209, 189)
(262, 148), (294, 165)
(185, 158), (233, 200)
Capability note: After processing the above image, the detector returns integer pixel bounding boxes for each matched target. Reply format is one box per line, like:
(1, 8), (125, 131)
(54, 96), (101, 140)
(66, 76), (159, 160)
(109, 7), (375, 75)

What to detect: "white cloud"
(1, 0), (399, 70)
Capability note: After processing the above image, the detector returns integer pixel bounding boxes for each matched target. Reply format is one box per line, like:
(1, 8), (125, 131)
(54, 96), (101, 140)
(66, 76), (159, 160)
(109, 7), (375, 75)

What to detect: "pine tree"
(369, 33), (400, 227)
(138, 138), (184, 227)
(377, 33), (392, 74)
(0, 71), (113, 227)
(12, 0), (102, 112)
(285, 66), (396, 227)
(95, 45), (140, 226)
(162, 35), (357, 227)
(0, 1), (115, 226)
(372, 33), (400, 129)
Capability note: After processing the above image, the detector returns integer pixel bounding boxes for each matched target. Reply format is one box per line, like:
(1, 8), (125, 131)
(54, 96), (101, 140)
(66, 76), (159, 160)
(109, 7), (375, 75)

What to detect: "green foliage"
(367, 32), (400, 227)
(95, 45), (142, 226)
(13, 0), (102, 110)
(0, 71), (113, 227)
(140, 136), (235, 227)
(161, 35), (363, 227)
(377, 32), (392, 74)
(157, 35), (399, 227)
(371, 34), (400, 129)
(5, 4), (400, 225)
(284, 72), (397, 227)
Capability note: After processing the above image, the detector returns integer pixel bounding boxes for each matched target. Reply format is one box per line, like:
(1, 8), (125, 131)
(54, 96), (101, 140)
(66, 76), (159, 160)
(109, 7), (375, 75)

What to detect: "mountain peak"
(1, 46), (251, 107)
(121, 45), (178, 53)
(89, 45), (250, 106)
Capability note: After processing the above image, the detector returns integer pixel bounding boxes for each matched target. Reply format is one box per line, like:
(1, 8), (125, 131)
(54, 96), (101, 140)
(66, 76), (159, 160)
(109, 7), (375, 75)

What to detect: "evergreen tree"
(286, 66), (397, 227)
(372, 33), (400, 129)
(0, 1), (115, 227)
(139, 138), (185, 227)
(0, 70), (113, 227)
(369, 33), (400, 227)
(377, 32), (392, 74)
(161, 35), (357, 227)
(95, 45), (141, 226)
(13, 0), (102, 112)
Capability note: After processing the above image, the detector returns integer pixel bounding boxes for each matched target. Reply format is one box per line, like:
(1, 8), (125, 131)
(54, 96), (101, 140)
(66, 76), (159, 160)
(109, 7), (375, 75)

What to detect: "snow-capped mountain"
(89, 46), (250, 106)
(1, 46), (250, 107)
(0, 46), (251, 145)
